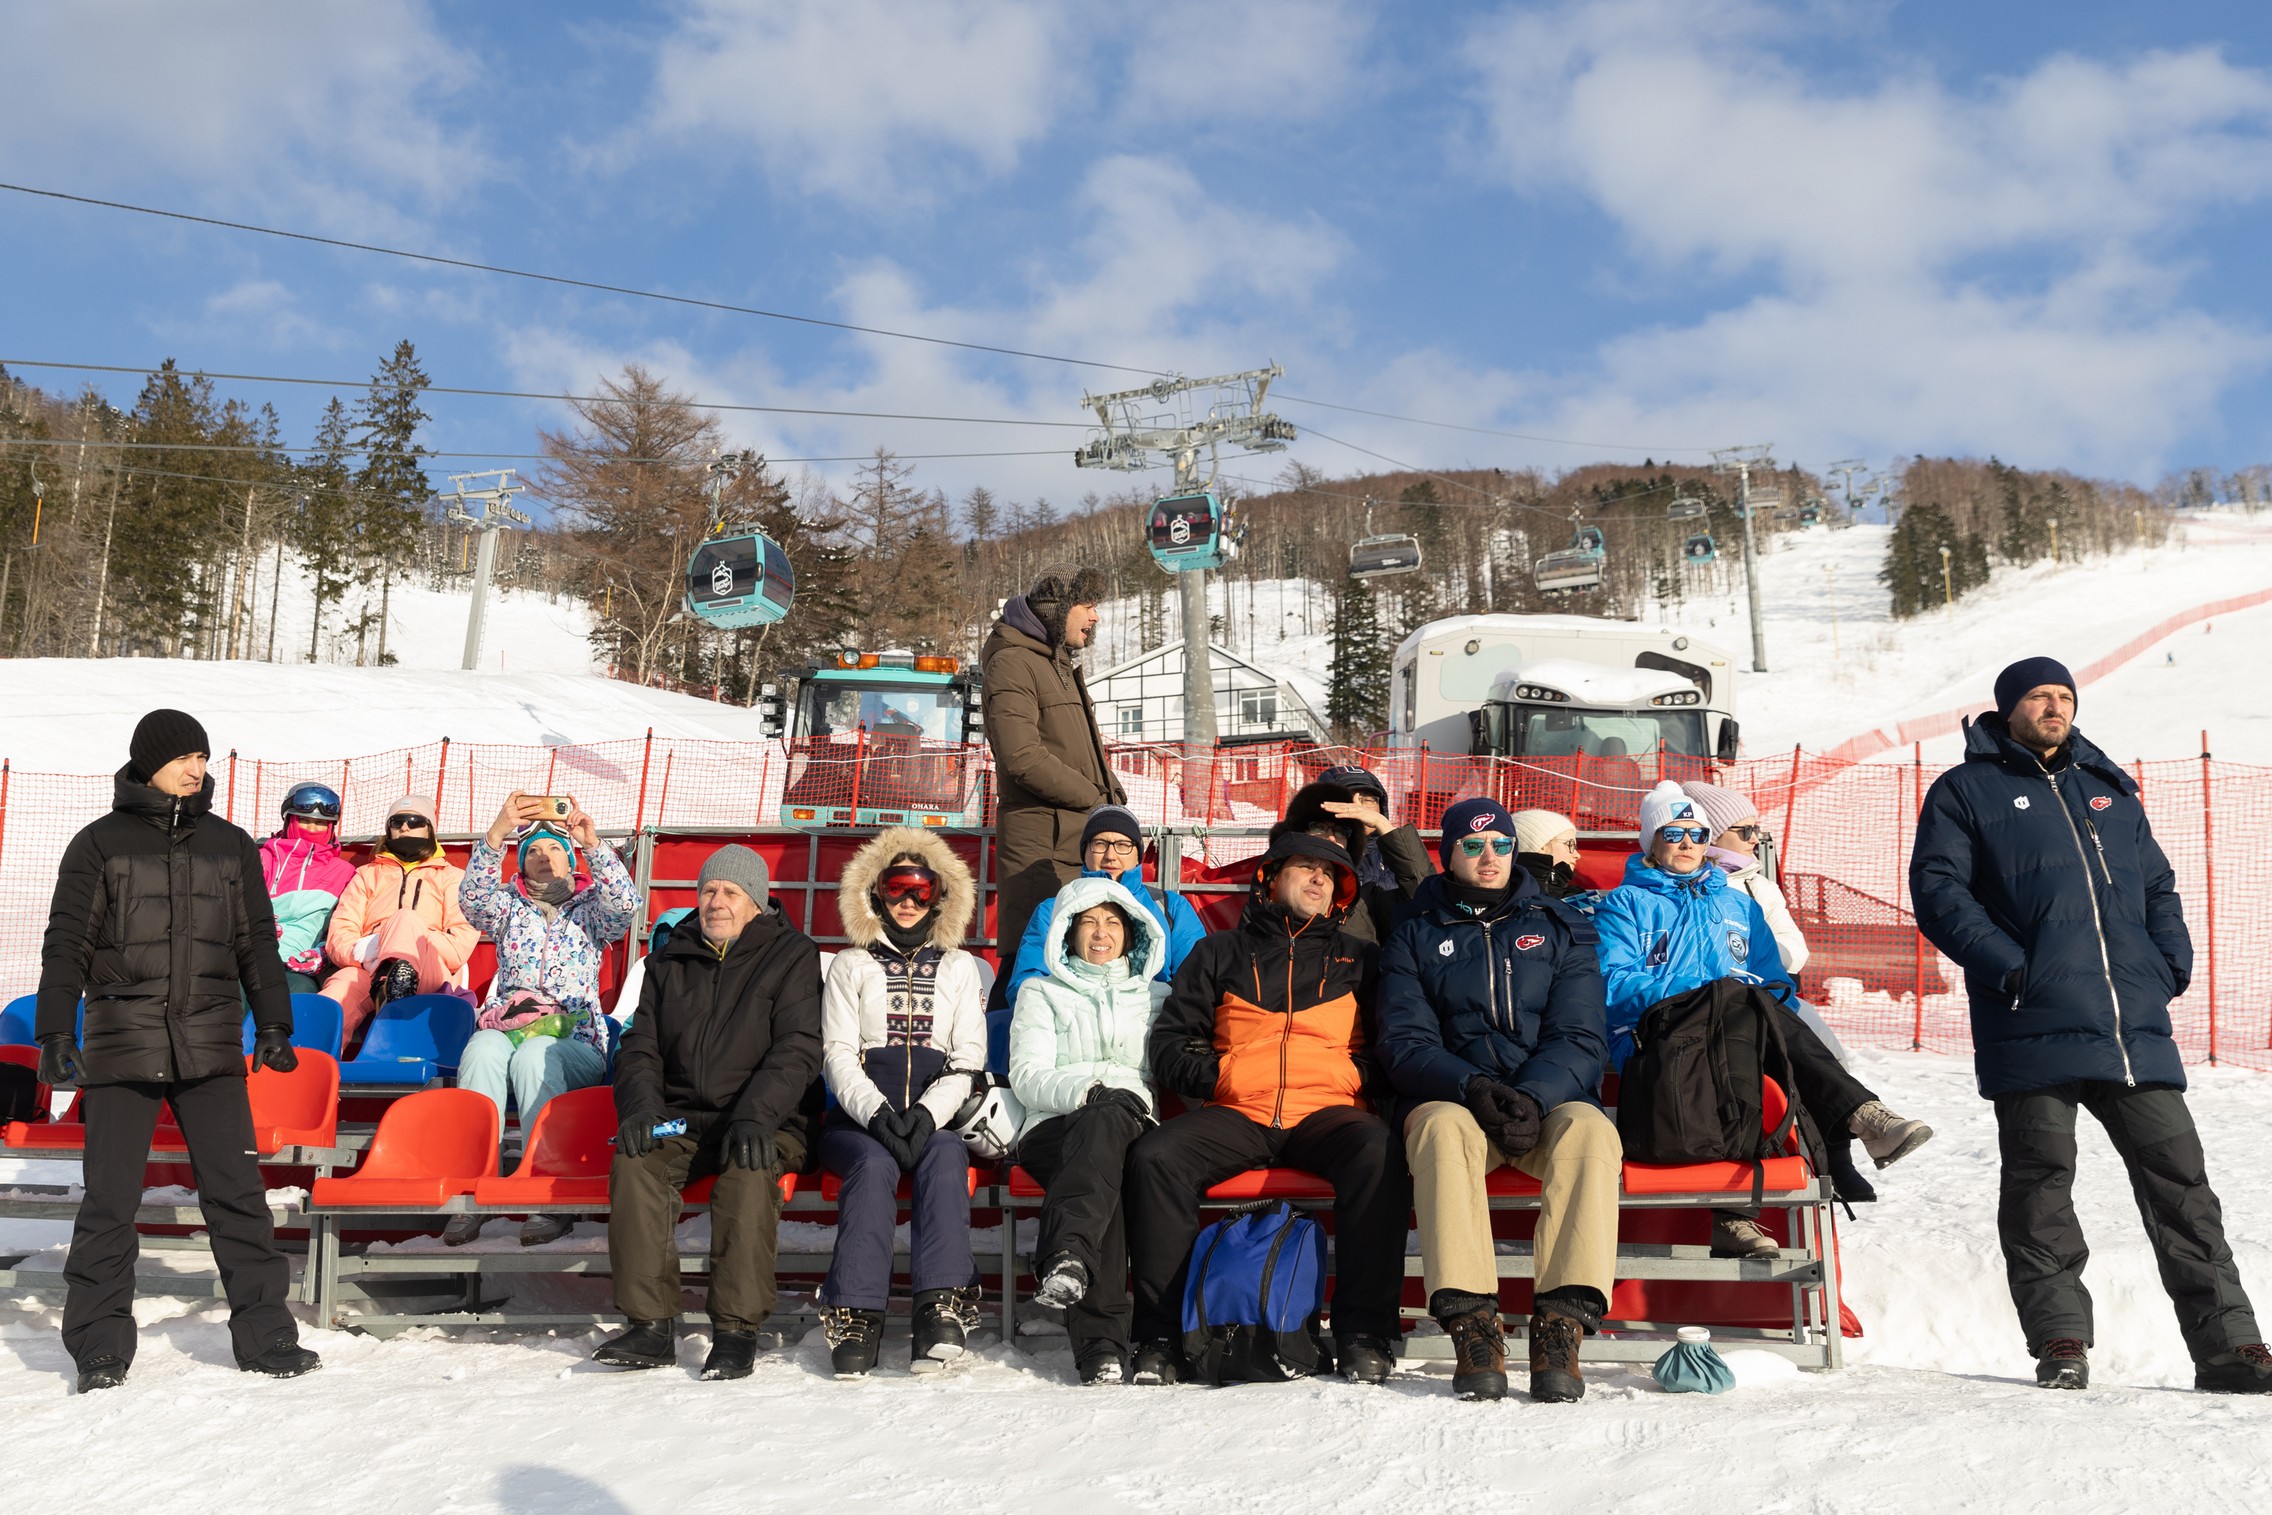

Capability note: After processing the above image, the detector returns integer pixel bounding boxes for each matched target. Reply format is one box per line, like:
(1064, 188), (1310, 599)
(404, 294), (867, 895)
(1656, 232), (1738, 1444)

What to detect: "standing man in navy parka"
(1912, 657), (2269, 1394)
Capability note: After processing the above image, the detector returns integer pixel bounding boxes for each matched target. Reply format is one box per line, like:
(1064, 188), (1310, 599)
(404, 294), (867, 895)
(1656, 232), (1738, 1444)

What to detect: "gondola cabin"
(1147, 491), (1232, 572)
(684, 531), (796, 629)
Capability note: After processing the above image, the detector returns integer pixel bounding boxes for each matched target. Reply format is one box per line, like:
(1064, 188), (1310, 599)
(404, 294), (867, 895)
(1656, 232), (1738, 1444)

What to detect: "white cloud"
(1119, 0), (1376, 126)
(0, 0), (486, 228)
(642, 0), (1077, 204)
(1458, 0), (2272, 475)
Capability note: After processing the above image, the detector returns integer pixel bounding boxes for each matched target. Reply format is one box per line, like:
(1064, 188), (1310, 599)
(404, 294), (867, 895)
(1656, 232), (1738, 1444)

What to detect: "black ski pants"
(1995, 1081), (2261, 1361)
(64, 1073), (297, 1369)
(1017, 1101), (1146, 1359)
(1125, 1104), (1411, 1344)
(1720, 1014), (1876, 1221)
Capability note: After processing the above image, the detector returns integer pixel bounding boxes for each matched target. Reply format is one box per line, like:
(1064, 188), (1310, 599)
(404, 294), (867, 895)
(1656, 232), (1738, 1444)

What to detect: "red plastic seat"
(1005, 1165), (1045, 1199)
(310, 1088), (499, 1209)
(473, 1086), (618, 1207)
(682, 1172), (798, 1205)
(1204, 1169), (1335, 1202)
(1620, 1077), (1814, 1194)
(0, 1046), (55, 1139)
(141, 1053), (341, 1157)
(1483, 1166), (1545, 1197)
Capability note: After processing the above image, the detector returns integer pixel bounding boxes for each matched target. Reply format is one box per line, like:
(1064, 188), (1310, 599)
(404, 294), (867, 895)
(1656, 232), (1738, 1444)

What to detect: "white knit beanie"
(1638, 781), (1706, 839)
(1512, 809), (1577, 855)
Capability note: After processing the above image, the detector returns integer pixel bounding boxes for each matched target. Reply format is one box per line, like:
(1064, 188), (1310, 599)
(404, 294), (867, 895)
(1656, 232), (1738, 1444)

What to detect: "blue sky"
(6, 0), (2272, 512)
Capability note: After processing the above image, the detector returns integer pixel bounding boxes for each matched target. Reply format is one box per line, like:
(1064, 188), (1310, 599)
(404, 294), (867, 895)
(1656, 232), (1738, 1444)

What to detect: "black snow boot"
(593, 1318), (677, 1370)
(1824, 1132), (1877, 1204)
(236, 1330), (322, 1379)
(2195, 1343), (2272, 1394)
(911, 1285), (981, 1372)
(1077, 1343), (1129, 1385)
(701, 1329), (760, 1381)
(75, 1355), (128, 1394)
(825, 1307), (886, 1378)
(2035, 1338), (2089, 1390)
(1130, 1339), (1183, 1385)
(1334, 1333), (1396, 1385)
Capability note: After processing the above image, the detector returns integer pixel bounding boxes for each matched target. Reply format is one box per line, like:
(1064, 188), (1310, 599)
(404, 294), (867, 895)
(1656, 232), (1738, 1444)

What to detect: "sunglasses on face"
(1727, 824), (1768, 843)
(1657, 825), (1711, 845)
(878, 867), (937, 905)
(1455, 835), (1515, 858)
(387, 814), (431, 832)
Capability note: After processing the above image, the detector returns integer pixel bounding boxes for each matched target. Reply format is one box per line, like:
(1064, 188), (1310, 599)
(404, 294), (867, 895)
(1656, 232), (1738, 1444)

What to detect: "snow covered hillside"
(2, 1050), (2267, 1512)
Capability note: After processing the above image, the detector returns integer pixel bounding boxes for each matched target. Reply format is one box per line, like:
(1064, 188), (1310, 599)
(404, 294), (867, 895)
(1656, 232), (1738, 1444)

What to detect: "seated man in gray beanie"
(596, 843), (823, 1381)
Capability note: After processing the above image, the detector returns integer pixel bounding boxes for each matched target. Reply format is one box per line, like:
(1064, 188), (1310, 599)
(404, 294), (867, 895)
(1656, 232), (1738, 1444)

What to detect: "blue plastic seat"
(1, 994), (81, 1046)
(338, 994), (478, 1088)
(240, 994), (346, 1059)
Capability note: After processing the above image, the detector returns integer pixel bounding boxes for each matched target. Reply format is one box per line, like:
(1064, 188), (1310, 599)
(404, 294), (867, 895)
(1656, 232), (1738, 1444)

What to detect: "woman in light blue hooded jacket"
(1008, 874), (1168, 1384)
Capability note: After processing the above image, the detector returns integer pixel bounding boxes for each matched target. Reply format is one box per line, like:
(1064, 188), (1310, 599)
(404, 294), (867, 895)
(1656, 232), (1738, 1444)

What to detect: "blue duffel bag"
(1179, 1201), (1329, 1384)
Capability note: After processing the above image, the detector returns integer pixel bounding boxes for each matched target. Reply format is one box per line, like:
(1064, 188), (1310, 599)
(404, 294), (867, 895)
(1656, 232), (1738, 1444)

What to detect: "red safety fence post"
(2200, 730), (2218, 1063)
(339, 757), (351, 819)
(543, 748), (558, 795)
(1911, 742), (1926, 1051)
(465, 747), (477, 833)
(632, 728), (654, 832)
(224, 749), (238, 823)
(0, 759), (10, 874)
(1781, 744), (1802, 872)
(655, 749), (676, 829)
(436, 736), (451, 827)
(848, 726), (866, 822)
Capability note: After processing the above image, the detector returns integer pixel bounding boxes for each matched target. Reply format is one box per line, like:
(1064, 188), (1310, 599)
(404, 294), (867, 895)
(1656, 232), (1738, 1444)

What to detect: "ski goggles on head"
(877, 866), (938, 905)
(1454, 835), (1515, 858)
(282, 784), (342, 823)
(1656, 825), (1712, 845)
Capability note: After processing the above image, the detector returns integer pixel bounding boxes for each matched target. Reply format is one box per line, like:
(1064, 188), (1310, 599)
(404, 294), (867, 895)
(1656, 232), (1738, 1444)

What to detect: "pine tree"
(1325, 578), (1391, 740)
(354, 340), (434, 666)
(295, 399), (360, 660)
(842, 448), (960, 652)
(1881, 502), (1990, 617)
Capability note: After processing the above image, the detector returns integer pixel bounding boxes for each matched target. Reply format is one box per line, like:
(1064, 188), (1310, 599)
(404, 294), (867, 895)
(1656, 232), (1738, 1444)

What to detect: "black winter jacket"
(612, 906), (823, 1145)
(1375, 870), (1609, 1120)
(1911, 717), (2191, 1098)
(37, 769), (290, 1084)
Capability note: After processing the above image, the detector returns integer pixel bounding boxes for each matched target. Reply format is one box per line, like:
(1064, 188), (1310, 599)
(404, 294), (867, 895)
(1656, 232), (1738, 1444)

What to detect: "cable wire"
(1277, 393), (1709, 456)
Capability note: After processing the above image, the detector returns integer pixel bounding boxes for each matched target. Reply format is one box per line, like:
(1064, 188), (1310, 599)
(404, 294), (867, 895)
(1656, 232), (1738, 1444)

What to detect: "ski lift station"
(1088, 638), (1329, 744)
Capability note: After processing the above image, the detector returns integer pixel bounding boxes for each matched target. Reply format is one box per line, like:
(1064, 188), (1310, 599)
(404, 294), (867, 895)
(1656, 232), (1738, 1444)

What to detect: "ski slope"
(2, 1049), (2268, 1513)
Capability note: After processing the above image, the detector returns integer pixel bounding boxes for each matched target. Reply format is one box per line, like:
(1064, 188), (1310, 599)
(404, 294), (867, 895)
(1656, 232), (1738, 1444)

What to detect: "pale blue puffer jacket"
(1007, 875), (1169, 1120)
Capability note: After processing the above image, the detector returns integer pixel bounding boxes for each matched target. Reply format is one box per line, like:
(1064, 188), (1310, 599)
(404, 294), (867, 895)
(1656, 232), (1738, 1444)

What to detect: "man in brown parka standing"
(980, 564), (1126, 1008)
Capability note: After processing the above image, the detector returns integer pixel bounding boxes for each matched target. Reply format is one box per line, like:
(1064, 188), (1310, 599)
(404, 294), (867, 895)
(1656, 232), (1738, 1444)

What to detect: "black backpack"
(1615, 978), (1821, 1205)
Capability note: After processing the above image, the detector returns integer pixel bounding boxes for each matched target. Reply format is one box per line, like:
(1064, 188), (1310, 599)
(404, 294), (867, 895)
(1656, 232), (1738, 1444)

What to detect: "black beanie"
(129, 708), (210, 782)
(1993, 657), (2076, 719)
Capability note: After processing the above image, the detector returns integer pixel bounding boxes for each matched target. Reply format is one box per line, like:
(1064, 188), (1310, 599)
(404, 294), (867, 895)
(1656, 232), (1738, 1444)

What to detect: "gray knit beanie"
(697, 843), (770, 907)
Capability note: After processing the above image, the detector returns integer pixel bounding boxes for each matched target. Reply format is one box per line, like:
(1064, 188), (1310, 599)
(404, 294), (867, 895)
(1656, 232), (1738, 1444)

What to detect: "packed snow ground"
(2, 1050), (2268, 1514)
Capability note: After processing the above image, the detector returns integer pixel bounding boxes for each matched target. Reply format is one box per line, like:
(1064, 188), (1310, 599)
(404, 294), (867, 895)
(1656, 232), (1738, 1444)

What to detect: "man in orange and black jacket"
(1125, 831), (1410, 1385)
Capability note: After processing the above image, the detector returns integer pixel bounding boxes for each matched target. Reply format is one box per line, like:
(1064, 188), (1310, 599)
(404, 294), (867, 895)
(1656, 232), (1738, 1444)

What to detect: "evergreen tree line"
(1880, 457), (2170, 619)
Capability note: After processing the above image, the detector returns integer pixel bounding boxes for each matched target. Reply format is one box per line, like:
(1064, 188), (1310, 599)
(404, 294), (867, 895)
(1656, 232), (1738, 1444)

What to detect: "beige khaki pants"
(1404, 1099), (1621, 1301)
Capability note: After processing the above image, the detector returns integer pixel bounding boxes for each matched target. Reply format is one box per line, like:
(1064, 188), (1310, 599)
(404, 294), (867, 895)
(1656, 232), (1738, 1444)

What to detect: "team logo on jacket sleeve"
(1514, 934), (1545, 951)
(2090, 796), (2112, 811)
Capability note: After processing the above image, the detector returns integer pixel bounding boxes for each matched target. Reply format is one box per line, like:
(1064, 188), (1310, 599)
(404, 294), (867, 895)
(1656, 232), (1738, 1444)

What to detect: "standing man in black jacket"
(1912, 658), (2269, 1394)
(36, 709), (318, 1393)
(595, 844), (822, 1380)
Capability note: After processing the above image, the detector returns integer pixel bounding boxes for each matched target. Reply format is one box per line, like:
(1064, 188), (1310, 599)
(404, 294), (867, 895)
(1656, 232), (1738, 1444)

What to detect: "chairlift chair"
(1147, 490), (1232, 573)
(684, 530), (797, 630)
(1348, 533), (1422, 580)
(1532, 548), (1605, 592)
(1683, 532), (1717, 563)
(1667, 497), (1708, 522)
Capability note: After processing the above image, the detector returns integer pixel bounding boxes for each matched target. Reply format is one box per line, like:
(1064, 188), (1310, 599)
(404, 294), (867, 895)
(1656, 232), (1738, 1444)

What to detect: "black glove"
(617, 1113), (664, 1159)
(723, 1120), (776, 1173)
(1465, 1077), (1542, 1157)
(867, 1109), (916, 1170)
(1084, 1083), (1151, 1124)
(252, 1025), (299, 1073)
(897, 1105), (937, 1162)
(37, 1037), (83, 1086)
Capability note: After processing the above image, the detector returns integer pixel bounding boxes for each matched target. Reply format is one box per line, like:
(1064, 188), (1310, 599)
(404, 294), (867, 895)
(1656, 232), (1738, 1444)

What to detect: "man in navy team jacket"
(1911, 657), (2269, 1394)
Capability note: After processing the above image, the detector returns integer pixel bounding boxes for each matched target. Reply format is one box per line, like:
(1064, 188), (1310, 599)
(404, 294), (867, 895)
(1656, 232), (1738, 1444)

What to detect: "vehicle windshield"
(1510, 705), (1706, 760)
(800, 682), (964, 743)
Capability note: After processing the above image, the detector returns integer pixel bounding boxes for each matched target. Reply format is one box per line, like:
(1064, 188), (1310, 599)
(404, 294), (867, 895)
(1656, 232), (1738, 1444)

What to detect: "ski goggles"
(283, 784), (342, 822)
(1454, 835), (1515, 857)
(1656, 825), (1712, 845)
(878, 866), (938, 905)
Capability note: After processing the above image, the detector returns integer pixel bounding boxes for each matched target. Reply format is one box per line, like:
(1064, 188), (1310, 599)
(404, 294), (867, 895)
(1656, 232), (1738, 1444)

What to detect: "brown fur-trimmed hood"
(837, 827), (977, 951)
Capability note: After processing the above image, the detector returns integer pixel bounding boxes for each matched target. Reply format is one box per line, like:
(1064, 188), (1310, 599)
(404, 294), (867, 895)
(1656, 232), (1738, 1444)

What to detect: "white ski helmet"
(947, 1072), (1026, 1162)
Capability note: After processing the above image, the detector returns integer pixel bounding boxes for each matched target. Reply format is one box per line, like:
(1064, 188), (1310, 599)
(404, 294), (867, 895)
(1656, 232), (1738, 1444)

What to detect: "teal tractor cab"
(760, 652), (986, 828)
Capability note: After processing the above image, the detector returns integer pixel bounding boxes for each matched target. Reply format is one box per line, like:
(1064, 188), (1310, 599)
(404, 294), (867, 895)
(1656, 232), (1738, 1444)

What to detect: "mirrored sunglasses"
(1657, 825), (1712, 845)
(1455, 835), (1515, 857)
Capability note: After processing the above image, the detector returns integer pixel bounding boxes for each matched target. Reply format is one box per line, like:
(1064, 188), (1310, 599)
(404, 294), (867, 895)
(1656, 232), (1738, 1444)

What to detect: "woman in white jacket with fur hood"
(818, 828), (990, 1377)
(1008, 874), (1169, 1385)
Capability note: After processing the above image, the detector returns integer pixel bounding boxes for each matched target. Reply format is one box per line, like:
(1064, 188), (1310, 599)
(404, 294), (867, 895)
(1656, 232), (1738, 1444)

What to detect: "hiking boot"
(1441, 1304), (1508, 1402)
(2035, 1337), (2089, 1390)
(1077, 1344), (1129, 1385)
(825, 1307), (885, 1378)
(593, 1318), (677, 1370)
(440, 1213), (486, 1247)
(1824, 1133), (1878, 1204)
(910, 1285), (982, 1372)
(236, 1331), (322, 1379)
(2195, 1343), (2272, 1394)
(1710, 1211), (1779, 1258)
(518, 1214), (572, 1247)
(1334, 1334), (1396, 1385)
(75, 1355), (128, 1394)
(1033, 1254), (1089, 1310)
(1130, 1339), (1183, 1385)
(701, 1329), (760, 1381)
(1848, 1100), (1933, 1169)
(1528, 1312), (1585, 1403)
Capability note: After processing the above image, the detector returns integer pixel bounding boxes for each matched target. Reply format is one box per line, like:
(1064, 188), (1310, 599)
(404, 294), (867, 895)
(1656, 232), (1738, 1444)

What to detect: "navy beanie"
(1080, 803), (1144, 857)
(1437, 797), (1519, 868)
(1994, 657), (2076, 719)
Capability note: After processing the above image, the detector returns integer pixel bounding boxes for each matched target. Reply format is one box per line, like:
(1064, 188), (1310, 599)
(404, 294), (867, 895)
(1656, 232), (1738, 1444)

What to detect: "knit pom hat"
(1679, 782), (1758, 839)
(128, 708), (209, 782)
(1638, 781), (1707, 840)
(1511, 809), (1578, 856)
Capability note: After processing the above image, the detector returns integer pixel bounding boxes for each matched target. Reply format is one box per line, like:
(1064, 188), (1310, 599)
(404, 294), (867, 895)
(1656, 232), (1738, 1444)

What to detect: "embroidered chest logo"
(1725, 928), (1749, 960)
(2013, 796), (2031, 810)
(1437, 940), (1456, 958)
(2090, 796), (2113, 811)
(1514, 934), (1546, 951)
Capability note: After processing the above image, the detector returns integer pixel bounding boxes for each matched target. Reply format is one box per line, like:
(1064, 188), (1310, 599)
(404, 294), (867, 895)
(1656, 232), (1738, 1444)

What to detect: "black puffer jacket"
(612, 905), (823, 1146)
(37, 769), (290, 1084)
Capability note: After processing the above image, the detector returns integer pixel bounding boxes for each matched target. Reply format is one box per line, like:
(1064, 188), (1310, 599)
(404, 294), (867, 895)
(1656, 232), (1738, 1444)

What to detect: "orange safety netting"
(3, 736), (2265, 1070)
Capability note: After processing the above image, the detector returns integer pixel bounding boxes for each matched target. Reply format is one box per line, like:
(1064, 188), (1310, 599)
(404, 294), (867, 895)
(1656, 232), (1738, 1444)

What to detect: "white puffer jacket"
(1008, 875), (1168, 1120)
(822, 827), (989, 1128)
(1714, 850), (1810, 975)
